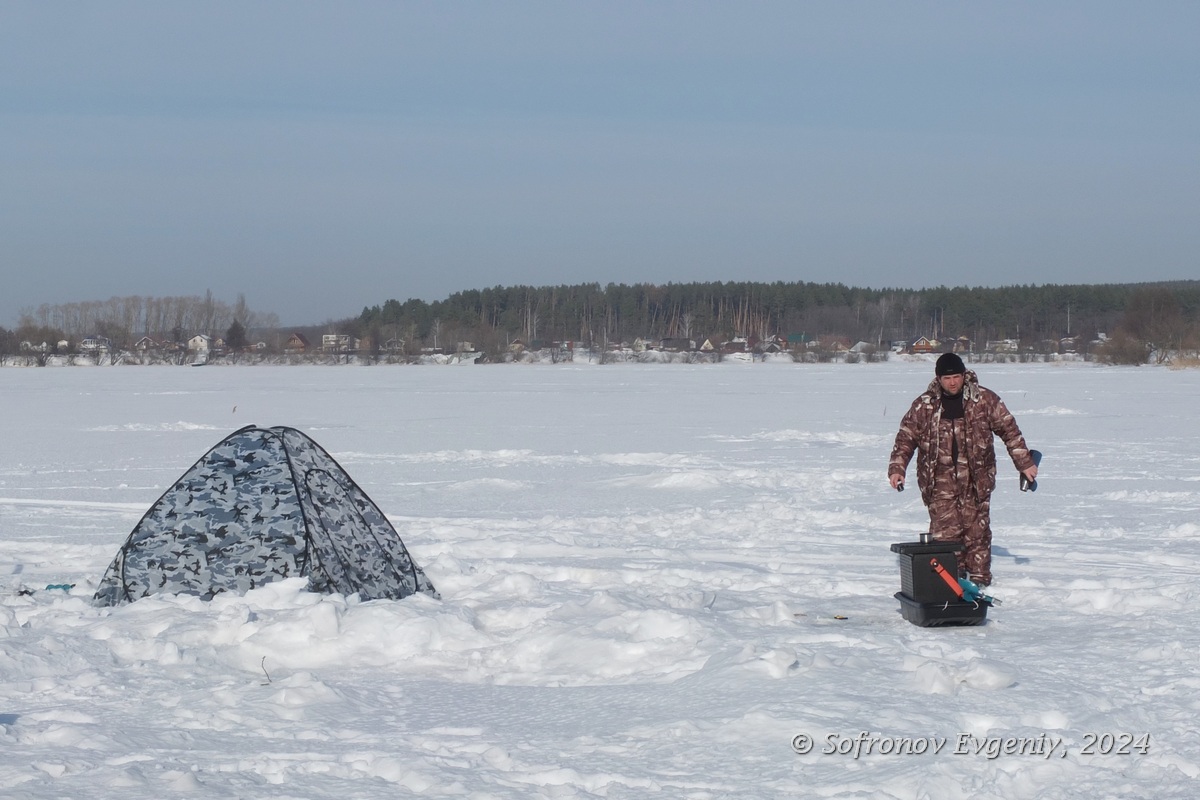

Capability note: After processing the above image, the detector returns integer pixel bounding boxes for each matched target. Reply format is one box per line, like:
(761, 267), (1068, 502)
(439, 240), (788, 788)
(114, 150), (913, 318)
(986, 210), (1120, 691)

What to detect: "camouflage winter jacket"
(888, 370), (1036, 505)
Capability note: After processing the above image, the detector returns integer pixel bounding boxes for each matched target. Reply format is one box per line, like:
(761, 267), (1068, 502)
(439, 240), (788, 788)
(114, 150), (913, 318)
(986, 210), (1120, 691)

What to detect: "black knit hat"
(935, 352), (966, 376)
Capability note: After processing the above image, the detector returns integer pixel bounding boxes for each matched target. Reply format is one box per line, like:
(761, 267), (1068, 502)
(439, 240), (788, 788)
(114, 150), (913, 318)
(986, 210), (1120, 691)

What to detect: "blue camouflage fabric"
(94, 425), (437, 606)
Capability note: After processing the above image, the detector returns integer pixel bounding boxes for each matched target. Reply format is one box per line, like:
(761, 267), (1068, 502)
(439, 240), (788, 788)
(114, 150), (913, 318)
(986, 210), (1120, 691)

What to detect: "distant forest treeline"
(4, 280), (1199, 363)
(354, 280), (1200, 357)
(9, 292), (279, 349)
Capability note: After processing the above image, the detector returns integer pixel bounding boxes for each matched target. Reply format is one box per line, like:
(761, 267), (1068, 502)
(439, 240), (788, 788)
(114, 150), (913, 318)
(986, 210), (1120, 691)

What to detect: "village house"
(752, 335), (787, 354)
(819, 336), (851, 353)
(79, 335), (113, 353)
(909, 336), (938, 354)
(720, 336), (748, 354)
(950, 336), (974, 353)
(786, 332), (810, 351)
(321, 334), (355, 352)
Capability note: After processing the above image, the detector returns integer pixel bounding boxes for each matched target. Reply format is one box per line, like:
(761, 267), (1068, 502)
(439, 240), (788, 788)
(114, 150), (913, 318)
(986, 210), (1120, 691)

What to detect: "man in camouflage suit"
(888, 353), (1038, 586)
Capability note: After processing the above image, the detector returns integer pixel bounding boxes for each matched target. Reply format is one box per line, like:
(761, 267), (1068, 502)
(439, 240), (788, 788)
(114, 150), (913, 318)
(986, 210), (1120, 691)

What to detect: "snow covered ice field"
(1, 360), (1198, 799)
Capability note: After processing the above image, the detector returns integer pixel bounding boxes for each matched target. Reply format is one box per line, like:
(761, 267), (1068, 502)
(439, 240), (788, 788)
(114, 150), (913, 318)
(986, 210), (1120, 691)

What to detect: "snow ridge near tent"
(717, 429), (886, 446)
(86, 421), (225, 432)
(1021, 405), (1084, 416)
(2, 363), (1199, 798)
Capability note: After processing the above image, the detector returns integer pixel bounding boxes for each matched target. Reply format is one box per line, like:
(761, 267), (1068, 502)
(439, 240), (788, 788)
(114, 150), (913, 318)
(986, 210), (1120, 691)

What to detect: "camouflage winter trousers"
(927, 468), (994, 586)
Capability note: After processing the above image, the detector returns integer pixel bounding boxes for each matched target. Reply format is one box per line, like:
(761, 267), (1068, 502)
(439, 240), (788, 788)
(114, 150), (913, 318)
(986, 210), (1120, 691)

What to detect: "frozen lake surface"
(2, 361), (1198, 798)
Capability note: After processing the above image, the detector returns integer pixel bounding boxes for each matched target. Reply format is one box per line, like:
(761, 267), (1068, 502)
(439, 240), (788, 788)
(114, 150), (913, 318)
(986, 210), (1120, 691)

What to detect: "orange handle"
(929, 558), (965, 598)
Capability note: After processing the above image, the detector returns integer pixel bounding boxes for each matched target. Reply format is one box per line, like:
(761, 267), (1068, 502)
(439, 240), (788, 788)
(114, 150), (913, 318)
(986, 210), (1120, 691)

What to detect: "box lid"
(890, 540), (964, 555)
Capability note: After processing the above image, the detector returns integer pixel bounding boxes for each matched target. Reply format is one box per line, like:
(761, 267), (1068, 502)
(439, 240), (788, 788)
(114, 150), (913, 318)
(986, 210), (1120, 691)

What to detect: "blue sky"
(2, 1), (1197, 326)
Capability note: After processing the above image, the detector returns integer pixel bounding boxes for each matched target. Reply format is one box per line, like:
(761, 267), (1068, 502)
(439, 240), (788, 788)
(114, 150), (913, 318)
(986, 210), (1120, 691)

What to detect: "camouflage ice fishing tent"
(94, 425), (437, 606)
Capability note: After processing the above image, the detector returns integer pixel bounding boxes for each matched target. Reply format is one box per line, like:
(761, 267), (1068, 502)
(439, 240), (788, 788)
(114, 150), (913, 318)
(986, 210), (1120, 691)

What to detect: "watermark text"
(790, 731), (1151, 760)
